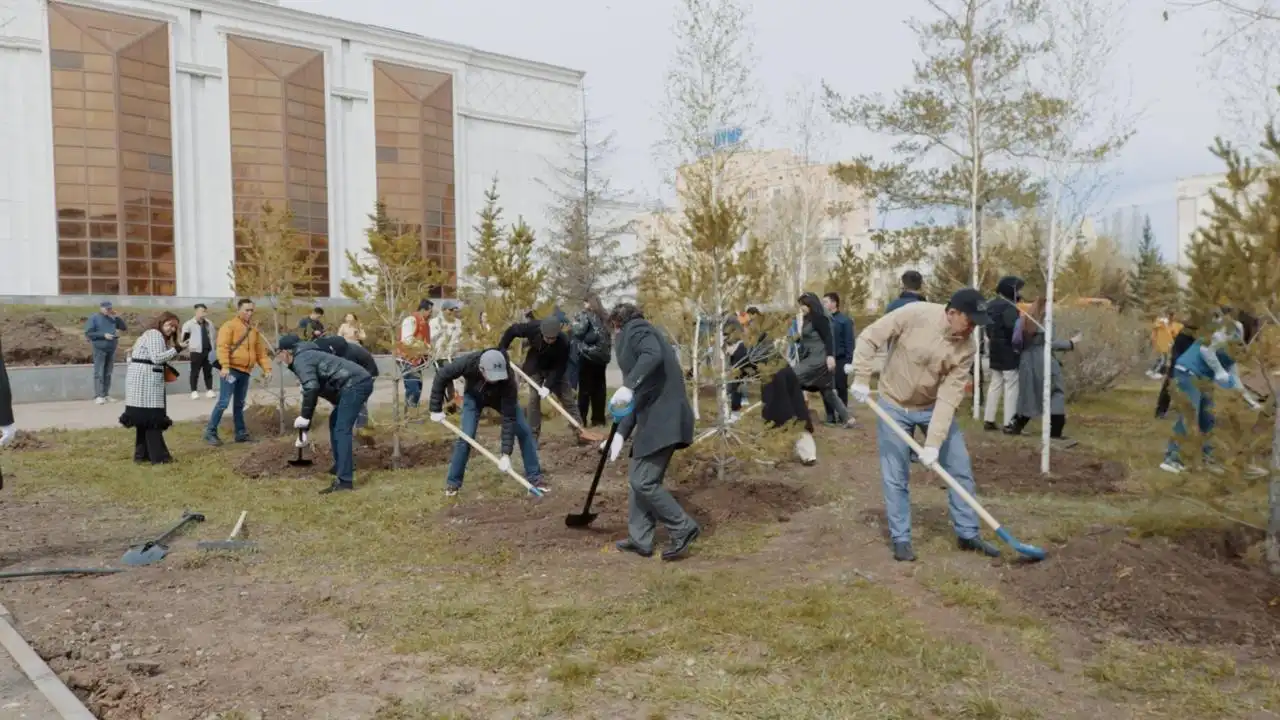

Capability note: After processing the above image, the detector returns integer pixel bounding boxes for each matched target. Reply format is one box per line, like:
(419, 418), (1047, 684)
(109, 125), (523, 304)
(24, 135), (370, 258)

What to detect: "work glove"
(0, 424), (15, 447)
(609, 386), (634, 409)
(825, 356), (836, 371)
(1214, 370), (1231, 386)
(497, 455), (512, 473)
(294, 416), (310, 429)
(429, 411), (446, 423)
(849, 384), (872, 404)
(602, 433), (625, 462)
(843, 363), (854, 376)
(295, 432), (308, 448)
(917, 447), (940, 468)
(537, 386), (551, 399)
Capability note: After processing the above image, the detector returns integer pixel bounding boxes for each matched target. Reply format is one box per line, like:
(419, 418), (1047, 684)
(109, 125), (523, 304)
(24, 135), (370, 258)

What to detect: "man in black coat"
(822, 291), (856, 423)
(498, 316), (599, 443)
(602, 303), (700, 561)
(0, 337), (15, 460)
(428, 348), (547, 496)
(983, 275), (1025, 432)
(277, 334), (374, 495)
(315, 335), (379, 429)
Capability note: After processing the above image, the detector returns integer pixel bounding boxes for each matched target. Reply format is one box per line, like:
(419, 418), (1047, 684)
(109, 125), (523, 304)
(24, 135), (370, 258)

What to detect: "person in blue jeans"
(1160, 311), (1263, 474)
(276, 334), (374, 495)
(846, 288), (1003, 562)
(429, 348), (548, 497)
(83, 300), (127, 404)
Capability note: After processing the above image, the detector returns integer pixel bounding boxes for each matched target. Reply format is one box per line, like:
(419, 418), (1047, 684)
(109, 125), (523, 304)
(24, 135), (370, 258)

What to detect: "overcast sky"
(285, 0), (1266, 258)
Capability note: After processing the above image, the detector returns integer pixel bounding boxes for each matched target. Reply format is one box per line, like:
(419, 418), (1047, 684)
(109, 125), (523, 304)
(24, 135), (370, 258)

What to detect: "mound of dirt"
(233, 436), (453, 478)
(1, 315), (98, 366)
(965, 438), (1127, 496)
(7, 430), (51, 451)
(672, 460), (818, 530)
(1004, 527), (1280, 648)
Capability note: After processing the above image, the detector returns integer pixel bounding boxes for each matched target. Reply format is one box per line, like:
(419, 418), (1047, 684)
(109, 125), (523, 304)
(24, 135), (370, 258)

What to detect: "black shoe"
(983, 421), (998, 432)
(326, 466), (337, 476)
(234, 434), (251, 443)
(661, 526), (700, 561)
(958, 536), (1001, 557)
(319, 482), (354, 495)
(892, 541), (916, 562)
(203, 433), (223, 447)
(615, 539), (653, 558)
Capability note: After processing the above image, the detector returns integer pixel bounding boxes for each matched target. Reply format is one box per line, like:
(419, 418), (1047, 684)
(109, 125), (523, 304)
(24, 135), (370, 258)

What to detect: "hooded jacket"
(985, 276), (1025, 371)
(314, 336), (379, 377)
(288, 341), (373, 421)
(429, 349), (519, 455)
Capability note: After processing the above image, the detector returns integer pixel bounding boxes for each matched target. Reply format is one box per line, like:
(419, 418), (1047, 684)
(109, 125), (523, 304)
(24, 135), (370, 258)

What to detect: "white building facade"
(1174, 173), (1227, 288)
(0, 0), (583, 300)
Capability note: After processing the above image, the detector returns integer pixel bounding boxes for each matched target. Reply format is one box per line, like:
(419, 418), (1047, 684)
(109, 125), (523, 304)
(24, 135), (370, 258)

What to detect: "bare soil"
(0, 312), (152, 366)
(964, 437), (1128, 496)
(7, 430), (53, 451)
(1003, 526), (1280, 649)
(233, 435), (454, 479)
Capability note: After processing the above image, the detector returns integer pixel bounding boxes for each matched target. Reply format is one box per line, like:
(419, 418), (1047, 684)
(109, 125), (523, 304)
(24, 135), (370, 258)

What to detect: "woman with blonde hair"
(338, 312), (366, 345)
(121, 312), (182, 463)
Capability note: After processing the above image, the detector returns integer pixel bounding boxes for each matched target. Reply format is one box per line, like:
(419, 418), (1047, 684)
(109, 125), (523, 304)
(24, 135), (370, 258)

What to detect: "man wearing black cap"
(498, 316), (600, 443)
(428, 348), (548, 496)
(845, 288), (1002, 562)
(276, 334), (374, 494)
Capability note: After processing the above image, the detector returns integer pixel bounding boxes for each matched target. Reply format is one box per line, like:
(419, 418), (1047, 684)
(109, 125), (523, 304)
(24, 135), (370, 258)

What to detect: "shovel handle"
(437, 417), (541, 495)
(229, 511), (248, 541)
(509, 365), (583, 431)
(581, 422), (617, 514)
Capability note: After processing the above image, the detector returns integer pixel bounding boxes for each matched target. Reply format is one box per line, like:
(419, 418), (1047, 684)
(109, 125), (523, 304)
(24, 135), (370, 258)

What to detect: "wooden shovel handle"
(509, 364), (583, 430)
(437, 417), (539, 494)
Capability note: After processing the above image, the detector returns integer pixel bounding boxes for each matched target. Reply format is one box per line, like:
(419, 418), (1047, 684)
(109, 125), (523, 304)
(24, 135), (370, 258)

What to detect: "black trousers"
(134, 427), (172, 464)
(577, 360), (608, 427)
(189, 352), (213, 392)
(833, 355), (849, 406)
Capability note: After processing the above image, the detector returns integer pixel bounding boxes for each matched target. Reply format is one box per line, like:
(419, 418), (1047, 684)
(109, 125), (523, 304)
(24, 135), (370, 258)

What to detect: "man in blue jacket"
(83, 300), (127, 404)
(823, 292), (856, 424)
(884, 270), (926, 313)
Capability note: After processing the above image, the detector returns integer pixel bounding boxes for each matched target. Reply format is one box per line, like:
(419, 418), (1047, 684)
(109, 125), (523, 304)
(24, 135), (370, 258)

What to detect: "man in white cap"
(429, 348), (548, 497)
(846, 287), (1002, 562)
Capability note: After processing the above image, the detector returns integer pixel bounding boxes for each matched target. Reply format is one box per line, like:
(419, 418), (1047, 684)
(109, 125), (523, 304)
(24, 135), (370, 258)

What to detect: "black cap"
(277, 334), (301, 351)
(947, 288), (992, 326)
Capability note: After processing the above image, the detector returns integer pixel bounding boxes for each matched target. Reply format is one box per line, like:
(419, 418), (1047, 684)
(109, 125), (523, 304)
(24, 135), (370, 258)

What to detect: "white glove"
(917, 447), (939, 467)
(843, 363), (854, 376)
(602, 433), (625, 462)
(0, 424), (15, 447)
(294, 416), (310, 429)
(537, 386), (550, 399)
(429, 412), (446, 423)
(849, 384), (871, 404)
(609, 386), (634, 409)
(294, 433), (307, 448)
(1214, 371), (1230, 385)
(497, 455), (511, 473)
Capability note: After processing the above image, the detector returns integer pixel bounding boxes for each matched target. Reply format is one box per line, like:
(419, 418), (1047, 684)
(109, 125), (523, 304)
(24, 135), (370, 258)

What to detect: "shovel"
(197, 510), (257, 552)
(122, 510), (205, 566)
(437, 417), (545, 496)
(509, 365), (604, 443)
(288, 429), (313, 467)
(566, 421), (618, 528)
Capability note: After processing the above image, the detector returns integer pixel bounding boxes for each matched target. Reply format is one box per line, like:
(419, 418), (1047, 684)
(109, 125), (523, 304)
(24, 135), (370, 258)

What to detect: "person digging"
(498, 316), (603, 445)
(276, 334), (375, 495)
(604, 303), (700, 562)
(845, 288), (1003, 562)
(429, 348), (549, 497)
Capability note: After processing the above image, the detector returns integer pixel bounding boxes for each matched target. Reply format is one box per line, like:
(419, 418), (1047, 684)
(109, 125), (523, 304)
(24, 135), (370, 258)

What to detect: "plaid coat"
(125, 330), (179, 409)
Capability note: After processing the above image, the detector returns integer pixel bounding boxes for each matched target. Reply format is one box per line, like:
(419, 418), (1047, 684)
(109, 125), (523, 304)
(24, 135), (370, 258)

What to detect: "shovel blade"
(565, 512), (598, 528)
(121, 542), (168, 566)
(288, 459), (314, 466)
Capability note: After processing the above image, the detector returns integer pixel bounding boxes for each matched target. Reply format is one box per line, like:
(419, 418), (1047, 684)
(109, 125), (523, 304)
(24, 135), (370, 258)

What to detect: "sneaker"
(205, 390), (216, 399)
(958, 535), (1001, 557)
(106, 396), (117, 403)
(892, 541), (916, 562)
(444, 486), (460, 497)
(1245, 464), (1269, 479)
(1159, 459), (1185, 474)
(1203, 459), (1226, 476)
(615, 539), (653, 558)
(94, 397), (106, 405)
(983, 421), (998, 432)
(191, 391), (200, 400)
(203, 433), (223, 447)
(530, 477), (551, 493)
(843, 418), (857, 429)
(319, 482), (354, 495)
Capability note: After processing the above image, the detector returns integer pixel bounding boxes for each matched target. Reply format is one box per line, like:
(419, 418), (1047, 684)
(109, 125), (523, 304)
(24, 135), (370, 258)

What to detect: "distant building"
(1175, 173), (1229, 288)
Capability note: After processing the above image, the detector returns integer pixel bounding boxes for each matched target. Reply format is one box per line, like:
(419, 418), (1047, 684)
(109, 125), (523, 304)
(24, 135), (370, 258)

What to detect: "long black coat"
(615, 318), (693, 458)
(0, 338), (13, 427)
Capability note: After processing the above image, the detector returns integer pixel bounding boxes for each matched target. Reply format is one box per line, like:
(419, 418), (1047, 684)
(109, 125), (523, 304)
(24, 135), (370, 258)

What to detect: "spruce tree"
(1125, 215), (1180, 317)
(824, 243), (871, 313)
(465, 178), (505, 299)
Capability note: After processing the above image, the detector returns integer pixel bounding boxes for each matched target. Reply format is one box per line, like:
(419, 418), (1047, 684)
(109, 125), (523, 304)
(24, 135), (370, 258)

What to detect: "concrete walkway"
(0, 647), (61, 720)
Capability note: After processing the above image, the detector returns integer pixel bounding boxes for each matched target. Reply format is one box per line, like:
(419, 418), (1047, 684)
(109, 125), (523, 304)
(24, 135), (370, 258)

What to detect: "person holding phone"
(84, 300), (127, 404)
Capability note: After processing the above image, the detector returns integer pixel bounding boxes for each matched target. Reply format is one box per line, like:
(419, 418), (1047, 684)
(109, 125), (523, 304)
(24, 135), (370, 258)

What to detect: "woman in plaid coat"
(120, 312), (182, 463)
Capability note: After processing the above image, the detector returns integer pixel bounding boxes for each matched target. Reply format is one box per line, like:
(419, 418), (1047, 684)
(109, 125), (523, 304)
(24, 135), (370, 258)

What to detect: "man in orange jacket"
(203, 298), (273, 445)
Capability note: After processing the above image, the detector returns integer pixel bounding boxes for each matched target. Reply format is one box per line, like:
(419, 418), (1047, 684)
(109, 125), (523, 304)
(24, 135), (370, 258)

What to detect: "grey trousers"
(92, 346), (114, 398)
(627, 446), (698, 550)
(527, 371), (583, 437)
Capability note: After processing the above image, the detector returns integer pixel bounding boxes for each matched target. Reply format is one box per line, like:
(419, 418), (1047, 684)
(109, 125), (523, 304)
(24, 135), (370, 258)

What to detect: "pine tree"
(1056, 241), (1099, 300)
(1125, 215), (1180, 317)
(824, 243), (871, 313)
(465, 178), (505, 298)
(500, 217), (546, 317)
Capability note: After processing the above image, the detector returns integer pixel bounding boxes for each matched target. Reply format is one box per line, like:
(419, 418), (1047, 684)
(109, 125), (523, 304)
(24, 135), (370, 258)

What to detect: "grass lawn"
(1, 381), (1277, 719)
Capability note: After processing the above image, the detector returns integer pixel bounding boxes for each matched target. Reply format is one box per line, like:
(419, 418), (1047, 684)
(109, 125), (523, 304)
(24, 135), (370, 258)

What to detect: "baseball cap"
(99, 300), (113, 309)
(947, 288), (992, 326)
(277, 334), (301, 352)
(478, 349), (508, 381)
(540, 316), (561, 340)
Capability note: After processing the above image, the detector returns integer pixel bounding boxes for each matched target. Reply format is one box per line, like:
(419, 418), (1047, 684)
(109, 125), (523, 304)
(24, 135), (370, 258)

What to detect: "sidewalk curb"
(0, 600), (96, 719)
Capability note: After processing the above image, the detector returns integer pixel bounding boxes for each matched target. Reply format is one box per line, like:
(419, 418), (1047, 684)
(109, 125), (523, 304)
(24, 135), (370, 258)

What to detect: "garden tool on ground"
(121, 510), (205, 566)
(197, 510), (257, 552)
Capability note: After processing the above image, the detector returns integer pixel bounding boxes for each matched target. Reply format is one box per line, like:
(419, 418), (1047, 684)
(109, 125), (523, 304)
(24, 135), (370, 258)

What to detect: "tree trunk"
(1041, 181), (1062, 476)
(392, 370), (402, 470)
(713, 253), (729, 483)
(1268, 394), (1280, 575)
(691, 316), (701, 421)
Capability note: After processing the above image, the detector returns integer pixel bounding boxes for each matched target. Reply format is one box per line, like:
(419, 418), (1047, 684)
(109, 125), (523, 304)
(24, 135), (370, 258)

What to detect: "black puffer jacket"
(572, 310), (612, 366)
(315, 336), (379, 377)
(429, 349), (519, 455)
(288, 342), (374, 420)
(985, 275), (1025, 372)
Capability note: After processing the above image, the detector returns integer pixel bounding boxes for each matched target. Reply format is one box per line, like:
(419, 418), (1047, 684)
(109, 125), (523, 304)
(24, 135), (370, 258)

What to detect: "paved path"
(0, 644), (61, 720)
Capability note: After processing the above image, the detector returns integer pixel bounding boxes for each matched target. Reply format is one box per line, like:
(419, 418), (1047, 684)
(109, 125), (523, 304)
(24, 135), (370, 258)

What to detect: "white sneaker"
(1159, 460), (1184, 474)
(106, 396), (117, 403)
(94, 397), (105, 405)
(191, 391), (200, 400)
(205, 390), (216, 399)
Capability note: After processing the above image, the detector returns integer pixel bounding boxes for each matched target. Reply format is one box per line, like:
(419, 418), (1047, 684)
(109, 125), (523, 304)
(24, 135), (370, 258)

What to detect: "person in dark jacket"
(315, 335), (379, 429)
(428, 348), (547, 496)
(1156, 324), (1199, 419)
(725, 318), (771, 414)
(0, 335), (15, 454)
(573, 294), (613, 428)
(823, 292), (856, 423)
(602, 303), (700, 561)
(84, 300), (128, 404)
(298, 306), (326, 339)
(277, 335), (374, 495)
(761, 365), (818, 465)
(794, 292), (851, 427)
(884, 270), (926, 313)
(983, 275), (1025, 431)
(499, 316), (598, 442)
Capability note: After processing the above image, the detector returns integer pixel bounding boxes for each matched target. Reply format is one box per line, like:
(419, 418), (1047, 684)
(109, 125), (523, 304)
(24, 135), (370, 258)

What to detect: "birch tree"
(1031, 0), (1134, 474)
(824, 0), (1065, 419)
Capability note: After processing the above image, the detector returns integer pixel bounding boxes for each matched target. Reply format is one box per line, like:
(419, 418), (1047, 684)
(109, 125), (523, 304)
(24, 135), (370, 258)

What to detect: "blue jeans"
(400, 360), (423, 407)
(205, 369), (251, 439)
(330, 378), (375, 485)
(446, 392), (543, 489)
(567, 348), (581, 389)
(1165, 370), (1216, 464)
(875, 398), (981, 543)
(92, 346), (115, 398)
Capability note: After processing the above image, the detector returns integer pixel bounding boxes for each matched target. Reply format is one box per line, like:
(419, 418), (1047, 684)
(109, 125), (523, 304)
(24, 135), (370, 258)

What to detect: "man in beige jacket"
(845, 288), (1001, 562)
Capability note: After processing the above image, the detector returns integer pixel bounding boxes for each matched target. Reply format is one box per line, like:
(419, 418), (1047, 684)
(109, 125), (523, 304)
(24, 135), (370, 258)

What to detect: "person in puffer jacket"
(572, 294), (613, 428)
(277, 334), (374, 495)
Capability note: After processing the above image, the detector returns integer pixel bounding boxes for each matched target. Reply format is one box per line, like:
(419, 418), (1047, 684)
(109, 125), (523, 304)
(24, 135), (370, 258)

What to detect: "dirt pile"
(233, 435), (453, 478)
(965, 439), (1127, 496)
(7, 430), (52, 451)
(1, 315), (99, 366)
(1004, 527), (1280, 648)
